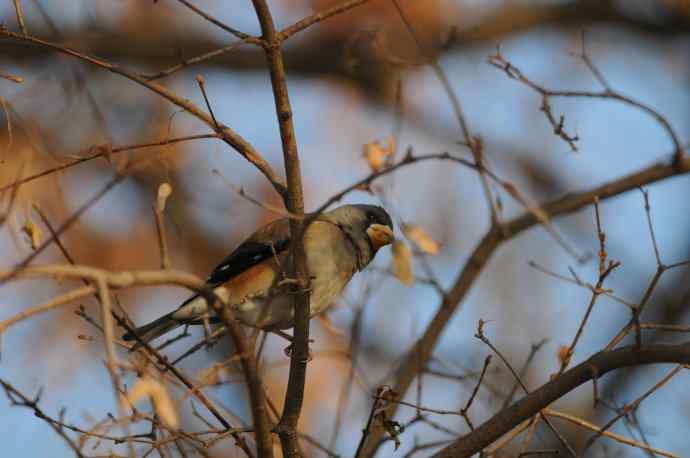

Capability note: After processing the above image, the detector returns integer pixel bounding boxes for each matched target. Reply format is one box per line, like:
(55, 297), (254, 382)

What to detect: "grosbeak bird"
(123, 204), (393, 346)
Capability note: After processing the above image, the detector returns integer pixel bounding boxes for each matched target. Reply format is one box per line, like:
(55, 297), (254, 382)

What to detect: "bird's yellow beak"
(366, 224), (394, 250)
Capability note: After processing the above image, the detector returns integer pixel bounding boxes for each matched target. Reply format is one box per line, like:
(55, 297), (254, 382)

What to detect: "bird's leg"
(270, 330), (314, 361)
(272, 329), (295, 342)
(277, 275), (316, 293)
(201, 314), (214, 350)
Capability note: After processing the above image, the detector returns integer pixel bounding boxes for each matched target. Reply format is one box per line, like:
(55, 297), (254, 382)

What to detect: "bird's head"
(322, 204), (394, 269)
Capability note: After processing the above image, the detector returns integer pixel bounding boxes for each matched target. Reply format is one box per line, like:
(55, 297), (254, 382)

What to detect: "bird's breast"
(304, 221), (357, 316)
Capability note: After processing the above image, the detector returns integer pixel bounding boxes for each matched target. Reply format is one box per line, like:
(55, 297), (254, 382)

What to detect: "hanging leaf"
(392, 240), (414, 286)
(126, 377), (179, 428)
(557, 345), (572, 366)
(156, 182), (173, 213)
(21, 218), (42, 250)
(403, 224), (440, 255)
(198, 364), (222, 386)
(362, 137), (395, 173)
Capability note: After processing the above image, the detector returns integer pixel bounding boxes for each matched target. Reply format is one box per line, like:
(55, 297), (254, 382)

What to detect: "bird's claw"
(283, 342), (313, 362)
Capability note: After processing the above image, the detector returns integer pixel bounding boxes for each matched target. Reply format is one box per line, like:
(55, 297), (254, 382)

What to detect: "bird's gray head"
(322, 204), (394, 270)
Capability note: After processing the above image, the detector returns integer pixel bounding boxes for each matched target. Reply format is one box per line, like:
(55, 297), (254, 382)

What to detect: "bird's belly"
(231, 271), (351, 330)
(232, 295), (295, 330)
(230, 226), (355, 330)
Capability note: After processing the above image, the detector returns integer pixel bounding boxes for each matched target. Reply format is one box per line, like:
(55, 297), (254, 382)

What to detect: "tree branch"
(432, 342), (690, 457)
(0, 28), (287, 198)
(251, 0), (309, 455)
(358, 153), (690, 456)
(278, 0), (371, 41)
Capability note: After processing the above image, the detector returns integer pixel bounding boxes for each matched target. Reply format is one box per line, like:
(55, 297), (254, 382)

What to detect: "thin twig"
(390, 0), (498, 225)
(606, 264), (665, 351)
(545, 408), (678, 457)
(502, 339), (548, 409)
(359, 153), (690, 458)
(174, 0), (257, 41)
(278, 0), (370, 41)
(488, 47), (683, 160)
(2, 173), (125, 286)
(0, 285), (96, 348)
(0, 380), (85, 457)
(0, 134), (218, 193)
(0, 71), (23, 83)
(459, 355), (492, 430)
(12, 0), (27, 35)
(0, 29), (287, 197)
(433, 342), (690, 457)
(96, 276), (123, 409)
(583, 364), (683, 452)
(557, 202), (620, 373)
(640, 187), (662, 266)
(474, 320), (576, 456)
(354, 386), (386, 458)
(212, 169), (302, 220)
(528, 261), (634, 308)
(146, 39), (254, 81)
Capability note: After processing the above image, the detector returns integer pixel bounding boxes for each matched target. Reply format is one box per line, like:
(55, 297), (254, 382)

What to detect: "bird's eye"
(367, 213), (376, 222)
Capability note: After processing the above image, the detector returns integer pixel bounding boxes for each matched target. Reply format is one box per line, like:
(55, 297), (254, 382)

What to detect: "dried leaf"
(403, 224), (440, 255)
(557, 345), (571, 365)
(156, 182), (173, 213)
(126, 377), (179, 428)
(392, 240), (414, 286)
(363, 138), (394, 173)
(198, 364), (222, 386)
(21, 218), (41, 250)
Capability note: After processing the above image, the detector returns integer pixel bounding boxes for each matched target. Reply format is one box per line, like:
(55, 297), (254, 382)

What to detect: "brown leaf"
(392, 240), (414, 286)
(198, 364), (222, 386)
(156, 182), (173, 213)
(557, 345), (571, 365)
(403, 224), (440, 255)
(21, 218), (41, 250)
(126, 377), (179, 428)
(363, 137), (395, 173)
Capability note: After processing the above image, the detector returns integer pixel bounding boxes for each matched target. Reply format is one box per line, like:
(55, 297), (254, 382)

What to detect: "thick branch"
(433, 342), (690, 457)
(358, 154), (690, 456)
(252, 1), (308, 456)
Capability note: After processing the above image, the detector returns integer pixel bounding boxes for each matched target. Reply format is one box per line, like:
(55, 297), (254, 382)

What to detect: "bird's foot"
(277, 275), (315, 293)
(283, 342), (313, 362)
(271, 330), (313, 361)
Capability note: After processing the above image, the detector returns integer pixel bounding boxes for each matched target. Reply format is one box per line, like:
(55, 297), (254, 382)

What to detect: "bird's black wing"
(206, 238), (290, 286)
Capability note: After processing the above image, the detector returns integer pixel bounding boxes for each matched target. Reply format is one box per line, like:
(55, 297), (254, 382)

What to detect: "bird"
(122, 204), (394, 348)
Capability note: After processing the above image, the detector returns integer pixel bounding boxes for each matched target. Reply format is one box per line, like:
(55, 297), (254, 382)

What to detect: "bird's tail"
(122, 311), (182, 350)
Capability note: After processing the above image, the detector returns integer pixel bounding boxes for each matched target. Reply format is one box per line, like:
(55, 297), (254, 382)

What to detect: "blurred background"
(1, 0), (690, 456)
